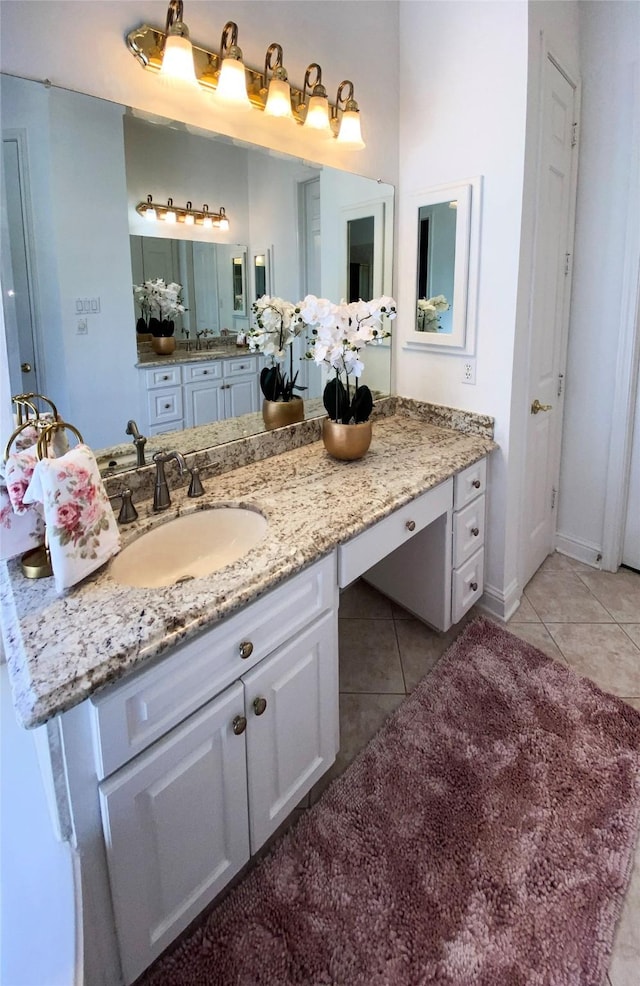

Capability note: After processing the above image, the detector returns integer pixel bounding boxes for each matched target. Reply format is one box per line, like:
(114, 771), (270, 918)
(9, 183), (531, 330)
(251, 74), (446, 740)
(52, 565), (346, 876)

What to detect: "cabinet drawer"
(452, 547), (485, 624)
(145, 366), (181, 389)
(90, 554), (337, 778)
(184, 361), (223, 382)
(224, 355), (258, 377)
(147, 388), (183, 427)
(338, 480), (453, 588)
(454, 458), (487, 510)
(453, 495), (486, 567)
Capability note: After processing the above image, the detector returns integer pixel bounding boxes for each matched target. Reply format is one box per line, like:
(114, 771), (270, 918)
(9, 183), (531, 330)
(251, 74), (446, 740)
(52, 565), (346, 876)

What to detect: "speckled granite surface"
(1, 408), (496, 729)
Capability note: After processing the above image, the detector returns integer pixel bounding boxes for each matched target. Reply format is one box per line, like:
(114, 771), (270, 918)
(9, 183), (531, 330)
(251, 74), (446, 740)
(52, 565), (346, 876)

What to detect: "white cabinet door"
(225, 375), (259, 417)
(184, 378), (226, 428)
(243, 611), (339, 853)
(99, 682), (250, 985)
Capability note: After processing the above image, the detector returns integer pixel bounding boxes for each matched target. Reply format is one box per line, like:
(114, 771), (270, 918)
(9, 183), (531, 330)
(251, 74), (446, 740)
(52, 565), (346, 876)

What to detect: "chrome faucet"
(126, 419), (147, 467)
(152, 450), (188, 511)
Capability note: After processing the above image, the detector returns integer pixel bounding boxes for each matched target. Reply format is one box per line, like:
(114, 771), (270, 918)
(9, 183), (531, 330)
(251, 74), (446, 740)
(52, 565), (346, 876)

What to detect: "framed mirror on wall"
(252, 249), (272, 301)
(403, 177), (482, 354)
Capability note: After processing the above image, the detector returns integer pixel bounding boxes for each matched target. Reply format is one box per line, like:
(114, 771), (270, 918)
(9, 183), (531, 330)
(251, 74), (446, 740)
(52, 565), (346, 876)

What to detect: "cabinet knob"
(471, 527), (480, 537)
(162, 374), (169, 380)
(164, 403), (171, 409)
(239, 640), (254, 659)
(203, 370), (208, 375)
(472, 479), (481, 489)
(405, 520), (416, 532)
(239, 364), (245, 369)
(253, 697), (267, 716)
(232, 715), (247, 735)
(470, 581), (478, 592)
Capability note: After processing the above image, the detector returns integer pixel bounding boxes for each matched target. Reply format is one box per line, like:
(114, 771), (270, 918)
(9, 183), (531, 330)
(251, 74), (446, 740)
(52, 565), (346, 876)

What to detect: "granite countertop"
(136, 345), (252, 367)
(1, 406), (497, 729)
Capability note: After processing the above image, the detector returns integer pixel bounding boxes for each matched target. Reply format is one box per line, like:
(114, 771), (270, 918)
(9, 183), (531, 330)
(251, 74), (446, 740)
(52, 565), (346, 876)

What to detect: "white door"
(98, 682), (250, 985)
(622, 378), (640, 569)
(520, 55), (578, 585)
(243, 611), (339, 853)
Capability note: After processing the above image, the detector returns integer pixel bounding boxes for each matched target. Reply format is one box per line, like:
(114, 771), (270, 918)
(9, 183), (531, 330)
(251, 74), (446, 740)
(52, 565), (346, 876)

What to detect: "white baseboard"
(555, 532), (602, 569)
(478, 578), (521, 623)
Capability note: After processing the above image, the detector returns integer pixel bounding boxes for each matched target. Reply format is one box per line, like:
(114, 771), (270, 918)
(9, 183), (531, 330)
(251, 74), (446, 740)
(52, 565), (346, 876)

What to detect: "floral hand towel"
(0, 472), (45, 561)
(4, 442), (39, 514)
(23, 444), (120, 592)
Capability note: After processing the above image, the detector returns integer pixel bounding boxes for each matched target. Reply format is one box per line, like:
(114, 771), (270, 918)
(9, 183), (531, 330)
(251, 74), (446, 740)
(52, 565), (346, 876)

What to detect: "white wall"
(557, 0), (640, 560)
(0, 0), (399, 184)
(397, 0), (529, 613)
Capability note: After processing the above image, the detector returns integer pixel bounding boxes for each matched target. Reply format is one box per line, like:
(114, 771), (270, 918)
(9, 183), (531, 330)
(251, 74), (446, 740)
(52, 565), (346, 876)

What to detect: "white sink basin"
(110, 508), (268, 588)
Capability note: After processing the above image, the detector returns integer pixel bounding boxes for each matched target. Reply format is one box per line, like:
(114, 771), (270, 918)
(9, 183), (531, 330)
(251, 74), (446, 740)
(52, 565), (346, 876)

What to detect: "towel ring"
(12, 392), (60, 423)
(3, 419), (44, 463)
(12, 396), (40, 425)
(36, 421), (84, 460)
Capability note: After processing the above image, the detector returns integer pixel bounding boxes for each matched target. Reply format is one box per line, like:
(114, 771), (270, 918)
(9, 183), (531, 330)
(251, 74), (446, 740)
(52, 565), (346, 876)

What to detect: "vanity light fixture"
(126, 4), (365, 148)
(136, 197), (230, 230)
(334, 80), (365, 149)
(215, 21), (252, 110)
(159, 0), (198, 85)
(262, 43), (294, 121)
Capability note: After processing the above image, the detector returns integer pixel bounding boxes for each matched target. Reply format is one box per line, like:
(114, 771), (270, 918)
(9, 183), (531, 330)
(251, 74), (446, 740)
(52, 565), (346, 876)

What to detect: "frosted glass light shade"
(216, 58), (252, 110)
(219, 216), (230, 231)
(164, 210), (177, 223)
(337, 109), (365, 149)
(144, 206), (156, 221)
(264, 77), (294, 119)
(184, 214), (195, 225)
(203, 215), (213, 228)
(160, 35), (198, 85)
(304, 94), (332, 133)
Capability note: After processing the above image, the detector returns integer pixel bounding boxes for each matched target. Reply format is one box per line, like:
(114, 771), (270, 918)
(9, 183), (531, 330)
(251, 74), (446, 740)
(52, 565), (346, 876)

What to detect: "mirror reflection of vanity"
(1, 75), (394, 469)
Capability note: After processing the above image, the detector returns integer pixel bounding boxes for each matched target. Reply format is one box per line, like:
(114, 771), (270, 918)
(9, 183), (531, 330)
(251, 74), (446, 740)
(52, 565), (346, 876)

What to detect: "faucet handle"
(109, 489), (138, 524)
(188, 467), (205, 498)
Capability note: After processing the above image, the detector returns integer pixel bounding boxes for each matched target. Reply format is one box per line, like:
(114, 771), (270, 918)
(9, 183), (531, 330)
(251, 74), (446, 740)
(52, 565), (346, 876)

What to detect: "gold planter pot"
(151, 336), (176, 356)
(262, 398), (305, 431)
(322, 419), (372, 461)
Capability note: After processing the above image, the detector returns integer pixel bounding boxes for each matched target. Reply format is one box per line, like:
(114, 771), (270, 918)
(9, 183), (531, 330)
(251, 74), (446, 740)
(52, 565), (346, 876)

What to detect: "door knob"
(253, 697), (267, 716)
(232, 715), (247, 735)
(531, 399), (553, 414)
(21, 362), (32, 373)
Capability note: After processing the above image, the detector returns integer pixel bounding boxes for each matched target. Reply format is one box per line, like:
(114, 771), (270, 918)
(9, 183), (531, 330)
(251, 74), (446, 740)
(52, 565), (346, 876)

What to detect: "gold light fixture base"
(21, 545), (53, 579)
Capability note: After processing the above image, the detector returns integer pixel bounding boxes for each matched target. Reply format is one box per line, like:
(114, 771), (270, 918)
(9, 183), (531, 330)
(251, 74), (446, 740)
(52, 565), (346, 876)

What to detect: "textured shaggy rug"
(138, 617), (640, 986)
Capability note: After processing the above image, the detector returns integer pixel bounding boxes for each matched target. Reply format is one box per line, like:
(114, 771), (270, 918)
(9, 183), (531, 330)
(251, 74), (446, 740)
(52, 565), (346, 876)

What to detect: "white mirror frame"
(251, 246), (272, 302)
(339, 197), (394, 305)
(402, 176), (482, 354)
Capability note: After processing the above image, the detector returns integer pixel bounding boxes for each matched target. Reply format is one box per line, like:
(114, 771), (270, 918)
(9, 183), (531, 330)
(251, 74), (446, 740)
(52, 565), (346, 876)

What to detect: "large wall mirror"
(404, 177), (481, 353)
(1, 75), (394, 469)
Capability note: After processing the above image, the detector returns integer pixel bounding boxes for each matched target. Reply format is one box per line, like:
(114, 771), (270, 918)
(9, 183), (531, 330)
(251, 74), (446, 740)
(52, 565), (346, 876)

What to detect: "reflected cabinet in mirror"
(406, 177), (481, 353)
(1, 74), (394, 471)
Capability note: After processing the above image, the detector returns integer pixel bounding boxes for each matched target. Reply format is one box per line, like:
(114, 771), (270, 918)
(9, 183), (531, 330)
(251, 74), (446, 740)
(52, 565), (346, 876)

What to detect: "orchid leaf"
(351, 385), (373, 423)
(323, 377), (349, 422)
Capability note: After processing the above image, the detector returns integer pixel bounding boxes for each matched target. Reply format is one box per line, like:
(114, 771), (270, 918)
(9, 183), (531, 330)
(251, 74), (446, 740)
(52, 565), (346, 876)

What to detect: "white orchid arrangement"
(248, 296), (306, 402)
(417, 294), (449, 332)
(133, 279), (187, 337)
(301, 294), (397, 423)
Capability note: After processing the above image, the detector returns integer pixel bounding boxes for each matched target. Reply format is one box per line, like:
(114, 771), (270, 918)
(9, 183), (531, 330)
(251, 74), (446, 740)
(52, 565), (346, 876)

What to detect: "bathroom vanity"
(0, 401), (496, 985)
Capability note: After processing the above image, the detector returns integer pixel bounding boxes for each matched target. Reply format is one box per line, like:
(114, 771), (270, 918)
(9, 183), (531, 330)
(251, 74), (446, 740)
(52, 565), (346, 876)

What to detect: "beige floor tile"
(338, 618), (405, 693)
(577, 569), (640, 623)
(309, 691), (405, 804)
(623, 625), (640, 648)
(395, 617), (464, 692)
(508, 594), (541, 623)
(390, 599), (415, 620)
(546, 624), (640, 697)
(339, 579), (394, 619)
(524, 571), (615, 623)
(608, 840), (640, 986)
(506, 623), (566, 663)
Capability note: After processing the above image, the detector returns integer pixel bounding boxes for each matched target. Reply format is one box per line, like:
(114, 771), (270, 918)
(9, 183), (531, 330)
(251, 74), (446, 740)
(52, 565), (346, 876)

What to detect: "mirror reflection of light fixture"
(126, 6), (365, 148)
(301, 64), (332, 135)
(215, 21), (252, 110)
(334, 80), (365, 149)
(136, 197), (230, 231)
(159, 0), (198, 85)
(262, 43), (294, 121)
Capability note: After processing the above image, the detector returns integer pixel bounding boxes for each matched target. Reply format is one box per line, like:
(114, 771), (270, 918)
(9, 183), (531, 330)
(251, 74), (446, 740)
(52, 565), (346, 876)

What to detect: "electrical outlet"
(77, 318), (88, 335)
(462, 359), (476, 385)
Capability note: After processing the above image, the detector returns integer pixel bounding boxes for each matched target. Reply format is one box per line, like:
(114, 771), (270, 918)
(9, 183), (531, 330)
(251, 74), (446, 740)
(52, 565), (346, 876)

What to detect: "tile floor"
(304, 551), (640, 986)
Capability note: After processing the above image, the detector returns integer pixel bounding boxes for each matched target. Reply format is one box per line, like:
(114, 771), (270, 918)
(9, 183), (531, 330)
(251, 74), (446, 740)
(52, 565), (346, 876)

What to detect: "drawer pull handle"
(162, 374), (170, 380)
(232, 715), (247, 735)
(164, 403), (171, 409)
(239, 640), (254, 659)
(471, 527), (480, 537)
(253, 697), (267, 716)
(239, 364), (245, 369)
(203, 370), (208, 375)
(405, 520), (416, 532)
(470, 581), (478, 592)
(472, 479), (481, 489)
